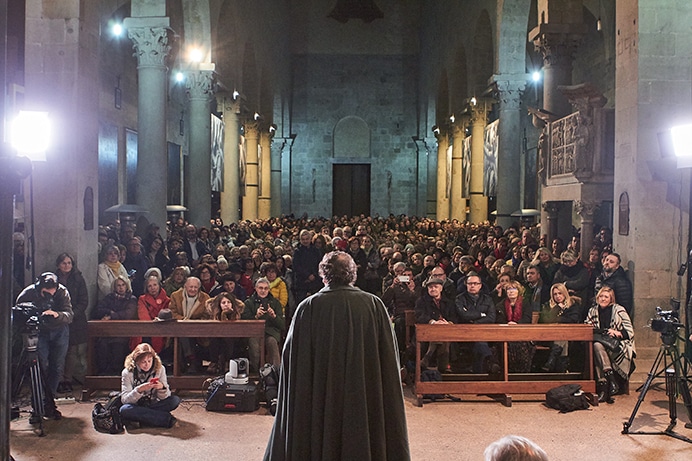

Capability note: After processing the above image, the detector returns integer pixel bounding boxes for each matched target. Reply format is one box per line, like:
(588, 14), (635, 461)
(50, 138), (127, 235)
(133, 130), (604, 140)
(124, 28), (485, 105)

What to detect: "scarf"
(104, 260), (122, 275)
(183, 293), (198, 319)
(504, 297), (523, 323)
(269, 277), (282, 290)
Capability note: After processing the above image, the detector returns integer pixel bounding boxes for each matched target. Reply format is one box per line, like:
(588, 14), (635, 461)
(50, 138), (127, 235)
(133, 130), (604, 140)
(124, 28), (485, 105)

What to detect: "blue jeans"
(37, 325), (70, 395)
(120, 395), (181, 427)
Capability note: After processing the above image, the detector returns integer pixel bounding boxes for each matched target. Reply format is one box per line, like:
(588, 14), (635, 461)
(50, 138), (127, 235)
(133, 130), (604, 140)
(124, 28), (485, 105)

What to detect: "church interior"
(3, 0), (692, 458)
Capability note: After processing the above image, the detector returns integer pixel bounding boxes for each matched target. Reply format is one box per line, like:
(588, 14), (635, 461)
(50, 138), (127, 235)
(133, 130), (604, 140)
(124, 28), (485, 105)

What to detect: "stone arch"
(215, 0), (242, 88)
(472, 9), (494, 95)
(242, 42), (259, 111)
(496, 0), (532, 75)
(436, 70), (450, 125)
(333, 116), (370, 158)
(450, 45), (469, 117)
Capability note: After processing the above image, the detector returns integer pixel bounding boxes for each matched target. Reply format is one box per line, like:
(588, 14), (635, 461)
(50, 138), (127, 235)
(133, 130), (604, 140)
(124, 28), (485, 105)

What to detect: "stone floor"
(9, 372), (692, 461)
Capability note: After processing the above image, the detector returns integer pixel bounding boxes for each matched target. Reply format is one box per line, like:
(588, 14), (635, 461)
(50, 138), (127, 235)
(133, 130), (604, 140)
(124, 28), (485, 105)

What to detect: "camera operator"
(15, 272), (74, 421)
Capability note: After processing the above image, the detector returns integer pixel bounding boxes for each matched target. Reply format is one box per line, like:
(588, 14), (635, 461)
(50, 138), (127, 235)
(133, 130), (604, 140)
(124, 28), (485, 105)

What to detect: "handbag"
(593, 330), (621, 353)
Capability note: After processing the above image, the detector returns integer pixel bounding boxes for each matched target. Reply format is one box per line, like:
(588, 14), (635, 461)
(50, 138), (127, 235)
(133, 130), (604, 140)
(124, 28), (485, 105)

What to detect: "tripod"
(11, 321), (47, 437)
(622, 330), (692, 443)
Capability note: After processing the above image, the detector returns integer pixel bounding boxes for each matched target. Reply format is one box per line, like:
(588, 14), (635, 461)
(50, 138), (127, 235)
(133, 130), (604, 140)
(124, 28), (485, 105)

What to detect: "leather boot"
(605, 369), (619, 397)
(597, 380), (610, 403)
(541, 344), (563, 372)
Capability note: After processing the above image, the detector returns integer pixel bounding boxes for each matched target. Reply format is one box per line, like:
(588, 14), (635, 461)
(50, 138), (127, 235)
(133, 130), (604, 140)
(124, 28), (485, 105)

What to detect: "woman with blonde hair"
(537, 283), (581, 372)
(585, 286), (636, 404)
(120, 343), (180, 428)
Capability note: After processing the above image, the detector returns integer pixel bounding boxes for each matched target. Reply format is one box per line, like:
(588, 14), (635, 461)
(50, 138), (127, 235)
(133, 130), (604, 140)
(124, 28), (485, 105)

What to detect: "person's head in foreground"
(484, 435), (548, 461)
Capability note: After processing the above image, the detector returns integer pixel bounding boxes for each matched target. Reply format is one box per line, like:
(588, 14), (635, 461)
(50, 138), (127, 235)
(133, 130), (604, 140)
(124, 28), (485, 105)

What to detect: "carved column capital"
(532, 31), (583, 68)
(574, 200), (600, 220)
(218, 93), (242, 115)
(243, 120), (261, 139)
(492, 78), (527, 111)
(468, 99), (493, 126)
(127, 26), (171, 68)
(186, 69), (215, 101)
(449, 115), (470, 138)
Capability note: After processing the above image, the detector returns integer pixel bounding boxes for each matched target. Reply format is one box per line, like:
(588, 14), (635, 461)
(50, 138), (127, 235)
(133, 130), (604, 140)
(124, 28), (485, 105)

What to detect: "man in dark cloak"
(264, 251), (410, 461)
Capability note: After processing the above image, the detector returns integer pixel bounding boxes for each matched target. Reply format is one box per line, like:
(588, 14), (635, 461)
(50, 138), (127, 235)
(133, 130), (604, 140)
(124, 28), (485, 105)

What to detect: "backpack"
(259, 363), (279, 416)
(92, 392), (124, 434)
(545, 384), (591, 413)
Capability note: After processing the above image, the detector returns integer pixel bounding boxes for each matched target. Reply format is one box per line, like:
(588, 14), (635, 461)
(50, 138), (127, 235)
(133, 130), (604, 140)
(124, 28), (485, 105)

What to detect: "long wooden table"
(85, 320), (265, 396)
(414, 323), (595, 406)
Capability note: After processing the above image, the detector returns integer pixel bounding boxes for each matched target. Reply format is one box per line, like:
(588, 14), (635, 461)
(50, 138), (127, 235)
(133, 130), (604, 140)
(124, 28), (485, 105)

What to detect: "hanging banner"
(462, 135), (471, 199)
(210, 114), (225, 192)
(483, 119), (499, 197)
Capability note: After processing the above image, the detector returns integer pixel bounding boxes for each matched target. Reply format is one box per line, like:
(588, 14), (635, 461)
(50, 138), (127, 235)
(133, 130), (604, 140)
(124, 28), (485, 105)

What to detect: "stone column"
(124, 18), (171, 228)
(542, 201), (559, 247)
(185, 65), (215, 227)
(574, 200), (599, 261)
(529, 23), (587, 118)
(434, 127), (450, 220)
(468, 99), (492, 224)
(450, 117), (469, 221)
(258, 127), (274, 219)
(242, 121), (260, 221)
(270, 135), (284, 218)
(492, 77), (527, 229)
(219, 94), (241, 224)
(279, 136), (296, 213)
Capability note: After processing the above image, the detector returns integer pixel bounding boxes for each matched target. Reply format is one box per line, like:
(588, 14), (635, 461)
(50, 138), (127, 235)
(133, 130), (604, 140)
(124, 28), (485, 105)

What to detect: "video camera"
(650, 300), (684, 339)
(11, 302), (49, 334)
(225, 358), (250, 385)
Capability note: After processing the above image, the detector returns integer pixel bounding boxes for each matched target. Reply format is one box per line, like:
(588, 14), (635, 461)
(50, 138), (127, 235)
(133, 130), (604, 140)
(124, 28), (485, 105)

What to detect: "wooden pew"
(84, 320), (265, 397)
(414, 323), (595, 407)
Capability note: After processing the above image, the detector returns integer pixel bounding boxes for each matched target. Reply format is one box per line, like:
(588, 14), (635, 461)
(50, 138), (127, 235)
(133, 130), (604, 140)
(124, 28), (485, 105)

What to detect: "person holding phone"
(120, 343), (179, 428)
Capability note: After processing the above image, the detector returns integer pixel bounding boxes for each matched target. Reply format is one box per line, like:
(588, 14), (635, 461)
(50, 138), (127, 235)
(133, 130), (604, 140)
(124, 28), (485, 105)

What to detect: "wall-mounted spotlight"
(189, 47), (204, 63)
(532, 71), (542, 83)
(175, 71), (185, 83)
(470, 97), (477, 106)
(233, 90), (240, 100)
(111, 23), (124, 37)
(597, 17), (602, 31)
(449, 114), (456, 124)
(11, 111), (51, 162)
(432, 125), (441, 136)
(254, 112), (262, 121)
(269, 124), (277, 134)
(672, 124), (692, 167)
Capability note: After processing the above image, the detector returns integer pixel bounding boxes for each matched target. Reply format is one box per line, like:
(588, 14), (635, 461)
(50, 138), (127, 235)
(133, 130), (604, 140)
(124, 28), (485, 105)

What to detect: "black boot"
(605, 370), (619, 398)
(555, 355), (569, 373)
(541, 344), (563, 372)
(597, 380), (610, 403)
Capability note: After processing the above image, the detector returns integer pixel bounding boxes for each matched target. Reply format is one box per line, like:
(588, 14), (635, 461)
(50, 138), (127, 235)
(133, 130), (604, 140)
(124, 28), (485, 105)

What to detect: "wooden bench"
(414, 323), (596, 407)
(84, 320), (265, 397)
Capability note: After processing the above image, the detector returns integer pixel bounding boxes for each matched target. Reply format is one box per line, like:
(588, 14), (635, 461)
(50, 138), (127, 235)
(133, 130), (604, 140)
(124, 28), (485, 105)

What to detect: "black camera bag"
(92, 393), (124, 434)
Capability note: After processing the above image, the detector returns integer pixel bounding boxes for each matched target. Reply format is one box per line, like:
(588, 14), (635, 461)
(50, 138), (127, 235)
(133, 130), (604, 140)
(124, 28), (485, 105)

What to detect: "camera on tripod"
(12, 302), (49, 334)
(651, 304), (684, 336)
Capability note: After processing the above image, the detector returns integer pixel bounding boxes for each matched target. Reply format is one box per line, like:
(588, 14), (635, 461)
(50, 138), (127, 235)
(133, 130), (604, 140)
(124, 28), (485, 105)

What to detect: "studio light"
(672, 124), (692, 157)
(11, 111), (51, 162)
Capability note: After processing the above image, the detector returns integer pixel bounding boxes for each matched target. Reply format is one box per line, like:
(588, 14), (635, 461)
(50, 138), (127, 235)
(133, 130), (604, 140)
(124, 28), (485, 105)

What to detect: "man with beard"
(593, 253), (633, 317)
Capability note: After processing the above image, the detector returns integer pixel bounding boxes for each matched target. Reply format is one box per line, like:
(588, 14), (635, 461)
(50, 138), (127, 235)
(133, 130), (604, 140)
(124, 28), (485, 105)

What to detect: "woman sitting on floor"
(120, 343), (180, 428)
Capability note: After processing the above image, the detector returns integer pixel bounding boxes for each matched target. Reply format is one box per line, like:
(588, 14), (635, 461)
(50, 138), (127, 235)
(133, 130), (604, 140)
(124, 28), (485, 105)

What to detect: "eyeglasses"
(431, 272), (445, 277)
(466, 282), (481, 286)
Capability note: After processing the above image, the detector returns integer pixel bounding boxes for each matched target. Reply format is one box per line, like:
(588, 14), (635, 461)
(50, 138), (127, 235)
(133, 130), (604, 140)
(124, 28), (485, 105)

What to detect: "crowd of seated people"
(23, 213), (631, 402)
